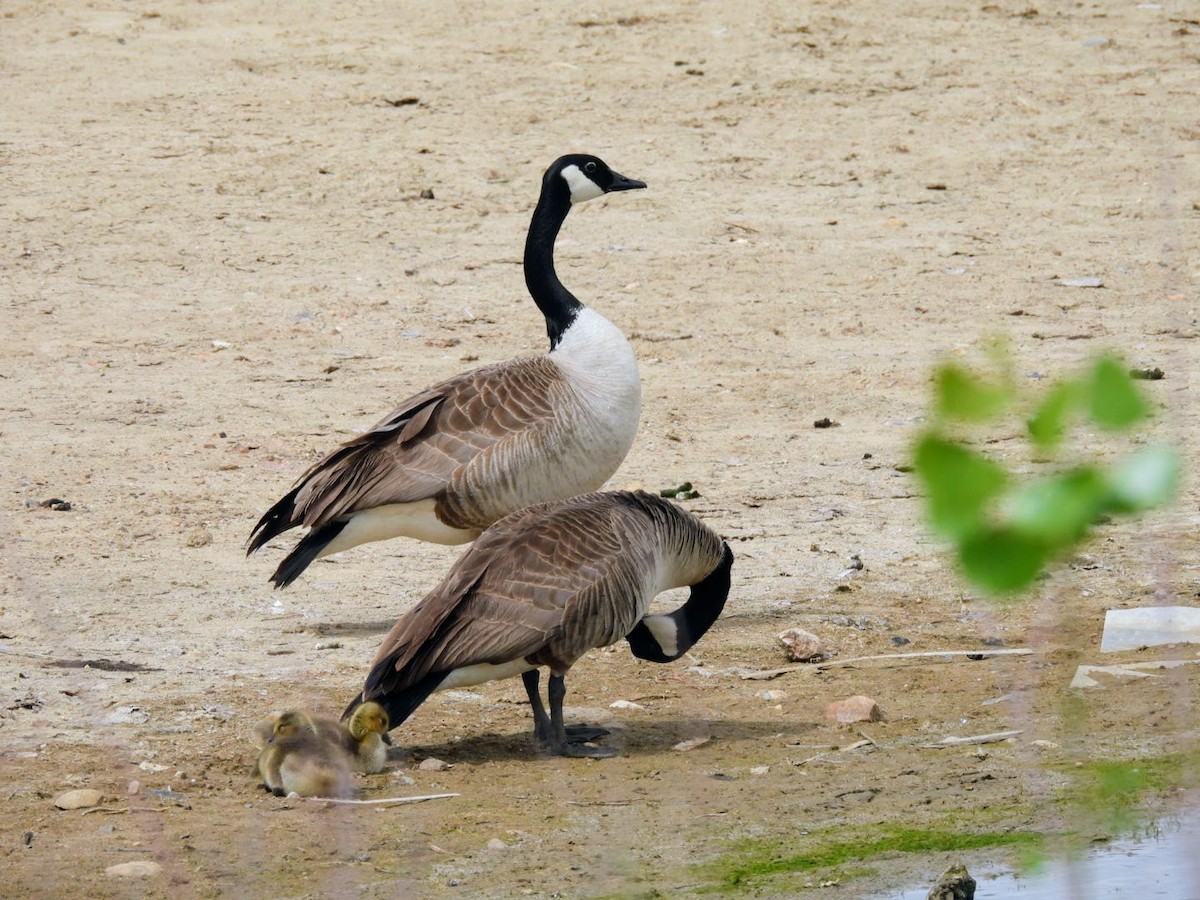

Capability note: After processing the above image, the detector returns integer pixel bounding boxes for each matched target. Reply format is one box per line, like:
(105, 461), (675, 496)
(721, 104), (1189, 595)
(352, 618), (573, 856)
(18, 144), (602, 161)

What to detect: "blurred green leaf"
(1027, 380), (1081, 450)
(1107, 446), (1180, 512)
(1005, 467), (1108, 544)
(935, 363), (1010, 422)
(913, 433), (1007, 538)
(1086, 356), (1149, 431)
(958, 527), (1049, 594)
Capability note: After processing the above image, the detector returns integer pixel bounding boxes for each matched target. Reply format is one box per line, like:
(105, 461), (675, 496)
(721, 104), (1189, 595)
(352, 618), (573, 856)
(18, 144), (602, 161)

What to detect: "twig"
(855, 729), (880, 748)
(791, 738), (873, 766)
(925, 730), (1023, 748)
(300, 793), (460, 806)
(839, 739), (873, 753)
(741, 648), (1032, 680)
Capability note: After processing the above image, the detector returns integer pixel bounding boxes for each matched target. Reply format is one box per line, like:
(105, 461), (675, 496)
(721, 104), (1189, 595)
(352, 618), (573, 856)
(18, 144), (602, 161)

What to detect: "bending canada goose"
(255, 710), (354, 798)
(247, 155), (647, 588)
(343, 490), (734, 759)
(313, 701), (392, 774)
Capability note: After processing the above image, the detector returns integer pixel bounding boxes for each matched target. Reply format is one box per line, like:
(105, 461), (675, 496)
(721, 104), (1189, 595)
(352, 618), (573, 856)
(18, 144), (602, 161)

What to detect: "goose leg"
(522, 669), (554, 744)
(523, 670), (610, 748)
(548, 674), (617, 759)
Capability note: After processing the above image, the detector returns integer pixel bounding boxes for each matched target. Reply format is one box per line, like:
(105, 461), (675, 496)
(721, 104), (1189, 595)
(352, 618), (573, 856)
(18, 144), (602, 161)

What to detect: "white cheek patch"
(642, 615), (680, 659)
(561, 164), (604, 204)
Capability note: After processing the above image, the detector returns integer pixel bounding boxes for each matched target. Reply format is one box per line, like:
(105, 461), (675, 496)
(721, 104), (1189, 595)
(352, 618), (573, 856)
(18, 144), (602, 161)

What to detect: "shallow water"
(879, 816), (1200, 899)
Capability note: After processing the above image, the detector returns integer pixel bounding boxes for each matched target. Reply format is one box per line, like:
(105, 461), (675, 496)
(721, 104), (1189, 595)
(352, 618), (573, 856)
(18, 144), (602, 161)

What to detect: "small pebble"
(106, 861), (163, 879)
(926, 863), (975, 900)
(418, 757), (451, 771)
(104, 706), (150, 726)
(486, 838), (507, 851)
(750, 766), (770, 776)
(54, 789), (103, 810)
(778, 627), (826, 662)
(673, 736), (711, 752)
(185, 527), (212, 548)
(759, 690), (787, 702)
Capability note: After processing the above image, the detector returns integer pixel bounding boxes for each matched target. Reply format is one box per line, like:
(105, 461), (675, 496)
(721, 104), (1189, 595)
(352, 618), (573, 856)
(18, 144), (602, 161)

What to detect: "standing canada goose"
(343, 491), (734, 759)
(312, 701), (392, 774)
(247, 155), (647, 588)
(256, 710), (354, 798)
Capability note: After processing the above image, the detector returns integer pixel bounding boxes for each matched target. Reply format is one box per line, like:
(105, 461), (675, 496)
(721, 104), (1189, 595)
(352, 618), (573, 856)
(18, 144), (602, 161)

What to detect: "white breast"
(549, 307), (642, 481)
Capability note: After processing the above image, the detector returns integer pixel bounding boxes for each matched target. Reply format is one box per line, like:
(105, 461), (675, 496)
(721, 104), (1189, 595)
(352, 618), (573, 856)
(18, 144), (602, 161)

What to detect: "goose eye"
(585, 161), (597, 174)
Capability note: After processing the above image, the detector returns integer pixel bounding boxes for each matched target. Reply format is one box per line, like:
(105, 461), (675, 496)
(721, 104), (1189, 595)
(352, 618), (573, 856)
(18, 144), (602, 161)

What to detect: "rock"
(105, 861), (163, 879)
(672, 736), (711, 752)
(418, 757), (451, 771)
(185, 527), (212, 548)
(54, 789), (103, 810)
(926, 862), (976, 899)
(778, 627), (826, 662)
(825, 695), (882, 724)
(1054, 275), (1104, 287)
(486, 838), (507, 851)
(609, 699), (645, 710)
(102, 706), (150, 726)
(759, 689), (787, 702)
(749, 765), (770, 776)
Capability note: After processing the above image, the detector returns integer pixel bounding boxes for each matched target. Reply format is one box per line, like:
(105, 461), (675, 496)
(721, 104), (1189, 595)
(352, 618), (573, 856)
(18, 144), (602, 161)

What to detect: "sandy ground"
(2, 0), (1198, 896)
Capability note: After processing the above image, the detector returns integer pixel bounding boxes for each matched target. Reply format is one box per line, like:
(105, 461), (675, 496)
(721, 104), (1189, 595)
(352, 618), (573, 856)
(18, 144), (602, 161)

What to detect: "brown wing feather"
(367, 494), (650, 695)
(289, 356), (570, 530)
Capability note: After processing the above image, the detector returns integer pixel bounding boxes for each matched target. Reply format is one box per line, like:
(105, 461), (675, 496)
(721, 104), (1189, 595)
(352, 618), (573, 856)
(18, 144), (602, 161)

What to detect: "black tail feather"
(268, 519), (349, 589)
(247, 486), (304, 556)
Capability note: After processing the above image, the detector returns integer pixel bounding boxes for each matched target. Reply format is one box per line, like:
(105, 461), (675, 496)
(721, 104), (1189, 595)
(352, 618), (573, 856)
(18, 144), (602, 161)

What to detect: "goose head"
(547, 154), (646, 205)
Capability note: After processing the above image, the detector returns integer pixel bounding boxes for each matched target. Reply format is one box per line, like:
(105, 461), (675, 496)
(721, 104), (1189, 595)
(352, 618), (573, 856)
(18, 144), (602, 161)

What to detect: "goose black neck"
(524, 180), (583, 349)
(625, 543), (735, 664)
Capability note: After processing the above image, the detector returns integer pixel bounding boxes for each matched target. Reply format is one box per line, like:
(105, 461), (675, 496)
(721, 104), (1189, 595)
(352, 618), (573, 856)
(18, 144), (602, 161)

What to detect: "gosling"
(313, 702), (392, 775)
(255, 710), (354, 799)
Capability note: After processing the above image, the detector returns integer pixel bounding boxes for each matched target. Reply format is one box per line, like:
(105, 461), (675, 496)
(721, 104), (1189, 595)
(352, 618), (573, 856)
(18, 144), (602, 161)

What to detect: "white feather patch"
(561, 164), (604, 204)
(436, 659), (535, 690)
(319, 500), (476, 558)
(641, 615), (680, 659)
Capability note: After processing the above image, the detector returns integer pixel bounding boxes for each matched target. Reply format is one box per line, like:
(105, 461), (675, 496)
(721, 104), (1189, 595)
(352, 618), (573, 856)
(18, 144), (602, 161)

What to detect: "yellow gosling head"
(348, 702), (391, 742)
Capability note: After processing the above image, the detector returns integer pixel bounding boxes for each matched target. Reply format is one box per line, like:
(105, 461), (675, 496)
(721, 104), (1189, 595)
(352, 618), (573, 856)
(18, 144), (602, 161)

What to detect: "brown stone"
(825, 695), (882, 724)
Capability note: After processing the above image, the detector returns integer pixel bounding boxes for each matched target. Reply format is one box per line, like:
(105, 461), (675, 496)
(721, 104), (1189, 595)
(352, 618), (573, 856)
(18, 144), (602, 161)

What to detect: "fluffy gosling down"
(342, 490), (734, 759)
(255, 710), (354, 799)
(314, 701), (392, 774)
